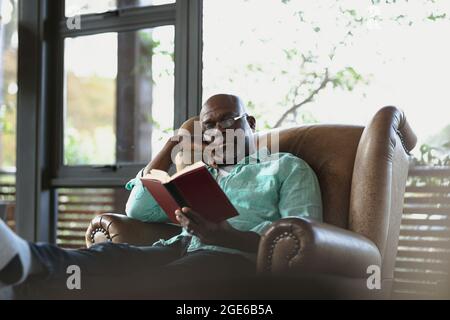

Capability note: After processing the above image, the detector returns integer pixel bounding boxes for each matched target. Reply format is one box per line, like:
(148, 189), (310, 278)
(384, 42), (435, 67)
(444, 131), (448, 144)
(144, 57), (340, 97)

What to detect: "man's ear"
(246, 115), (256, 131)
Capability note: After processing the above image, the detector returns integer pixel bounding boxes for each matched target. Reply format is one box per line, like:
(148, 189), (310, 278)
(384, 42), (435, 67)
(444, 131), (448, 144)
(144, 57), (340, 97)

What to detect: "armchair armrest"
(85, 213), (181, 248)
(257, 217), (381, 278)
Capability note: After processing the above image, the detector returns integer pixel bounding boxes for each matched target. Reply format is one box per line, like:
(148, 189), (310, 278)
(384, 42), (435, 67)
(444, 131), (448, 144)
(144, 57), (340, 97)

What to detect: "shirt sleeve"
(249, 220), (273, 235)
(278, 156), (323, 221)
(124, 169), (170, 223)
(249, 155), (323, 236)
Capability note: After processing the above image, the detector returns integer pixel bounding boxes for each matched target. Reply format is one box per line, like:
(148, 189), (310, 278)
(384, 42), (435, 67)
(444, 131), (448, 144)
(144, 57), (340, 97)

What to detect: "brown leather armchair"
(85, 106), (416, 299)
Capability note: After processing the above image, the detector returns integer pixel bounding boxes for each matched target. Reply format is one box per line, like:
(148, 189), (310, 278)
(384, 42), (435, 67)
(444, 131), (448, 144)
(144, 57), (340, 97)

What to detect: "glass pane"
(0, 0), (18, 229)
(0, 0), (17, 171)
(65, 0), (175, 16)
(64, 26), (174, 165)
(203, 0), (450, 160)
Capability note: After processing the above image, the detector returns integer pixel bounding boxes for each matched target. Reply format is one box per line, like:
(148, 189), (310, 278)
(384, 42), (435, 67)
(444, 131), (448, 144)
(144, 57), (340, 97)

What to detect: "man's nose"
(217, 124), (227, 133)
(211, 122), (226, 132)
(211, 126), (226, 141)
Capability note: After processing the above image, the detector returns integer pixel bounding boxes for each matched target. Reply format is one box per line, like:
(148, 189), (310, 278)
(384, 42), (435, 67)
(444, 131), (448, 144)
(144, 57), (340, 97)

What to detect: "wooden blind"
(392, 166), (450, 299)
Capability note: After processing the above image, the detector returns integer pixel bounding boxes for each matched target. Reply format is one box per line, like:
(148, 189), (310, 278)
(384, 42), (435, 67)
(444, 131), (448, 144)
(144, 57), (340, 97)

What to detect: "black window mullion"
(17, 0), (61, 242)
(174, 0), (202, 128)
(53, 164), (144, 188)
(59, 4), (176, 37)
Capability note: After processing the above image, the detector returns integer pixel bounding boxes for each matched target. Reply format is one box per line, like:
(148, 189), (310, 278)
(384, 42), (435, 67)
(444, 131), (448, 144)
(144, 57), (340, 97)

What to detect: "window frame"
(16, 0), (202, 241)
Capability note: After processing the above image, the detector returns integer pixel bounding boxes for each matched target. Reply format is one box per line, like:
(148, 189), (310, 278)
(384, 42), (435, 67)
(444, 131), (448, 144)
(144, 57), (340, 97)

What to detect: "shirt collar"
(206, 147), (272, 175)
(237, 146), (271, 165)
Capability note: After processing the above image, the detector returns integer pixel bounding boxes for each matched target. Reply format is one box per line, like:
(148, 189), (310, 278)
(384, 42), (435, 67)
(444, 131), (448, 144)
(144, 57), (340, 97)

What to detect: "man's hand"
(174, 137), (217, 170)
(175, 207), (261, 253)
(143, 116), (200, 175)
(175, 207), (231, 245)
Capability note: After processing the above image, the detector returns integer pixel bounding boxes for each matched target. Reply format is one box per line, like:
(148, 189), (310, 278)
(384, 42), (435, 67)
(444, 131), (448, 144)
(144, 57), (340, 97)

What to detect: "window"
(203, 0), (450, 160)
(0, 0), (17, 171)
(53, 0), (180, 184)
(64, 26), (175, 166)
(0, 0), (17, 230)
(34, 0), (183, 245)
(15, 0), (202, 243)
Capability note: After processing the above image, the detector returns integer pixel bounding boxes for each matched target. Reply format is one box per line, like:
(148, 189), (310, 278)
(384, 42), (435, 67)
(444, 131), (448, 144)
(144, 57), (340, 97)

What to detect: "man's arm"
(143, 116), (203, 174)
(125, 138), (180, 222)
(126, 117), (200, 221)
(143, 138), (179, 174)
(175, 207), (260, 253)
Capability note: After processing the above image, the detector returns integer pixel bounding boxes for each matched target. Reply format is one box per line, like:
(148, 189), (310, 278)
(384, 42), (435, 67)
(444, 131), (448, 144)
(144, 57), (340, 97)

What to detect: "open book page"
(144, 161), (205, 183)
(145, 169), (171, 183)
(170, 161), (206, 180)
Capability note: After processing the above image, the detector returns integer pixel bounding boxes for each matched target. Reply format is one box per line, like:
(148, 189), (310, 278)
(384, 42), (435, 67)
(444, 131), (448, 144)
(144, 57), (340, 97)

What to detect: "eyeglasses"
(202, 113), (248, 131)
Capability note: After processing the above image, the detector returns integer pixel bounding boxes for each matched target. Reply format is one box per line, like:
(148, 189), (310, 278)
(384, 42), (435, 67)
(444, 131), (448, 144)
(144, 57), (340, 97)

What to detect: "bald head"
(200, 94), (254, 131)
(200, 94), (247, 121)
(200, 94), (247, 118)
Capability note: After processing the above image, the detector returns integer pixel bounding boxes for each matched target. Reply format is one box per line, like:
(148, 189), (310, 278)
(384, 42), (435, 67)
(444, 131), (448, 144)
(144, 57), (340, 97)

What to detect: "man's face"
(199, 94), (256, 165)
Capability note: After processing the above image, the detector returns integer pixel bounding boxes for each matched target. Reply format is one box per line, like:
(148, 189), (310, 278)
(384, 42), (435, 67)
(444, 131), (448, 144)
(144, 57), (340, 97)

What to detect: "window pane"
(0, 0), (18, 229)
(203, 0), (450, 160)
(65, 0), (175, 16)
(64, 26), (175, 165)
(0, 0), (17, 171)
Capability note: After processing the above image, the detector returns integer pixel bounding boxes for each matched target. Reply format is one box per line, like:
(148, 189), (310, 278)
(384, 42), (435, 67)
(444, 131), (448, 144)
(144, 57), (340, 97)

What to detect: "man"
(0, 94), (322, 299)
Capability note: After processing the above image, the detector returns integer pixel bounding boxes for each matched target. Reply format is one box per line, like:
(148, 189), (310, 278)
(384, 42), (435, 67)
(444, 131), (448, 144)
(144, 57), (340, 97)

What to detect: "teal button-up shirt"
(125, 148), (322, 259)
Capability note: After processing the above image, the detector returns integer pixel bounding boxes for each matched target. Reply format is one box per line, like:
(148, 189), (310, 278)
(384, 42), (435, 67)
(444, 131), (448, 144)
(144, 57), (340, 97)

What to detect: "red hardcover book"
(140, 162), (239, 224)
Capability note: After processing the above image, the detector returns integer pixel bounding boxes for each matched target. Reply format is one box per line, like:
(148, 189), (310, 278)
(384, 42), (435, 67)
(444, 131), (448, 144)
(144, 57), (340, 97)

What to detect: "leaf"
(294, 11), (305, 22)
(246, 101), (255, 111)
(427, 13), (446, 21)
(332, 67), (365, 91)
(283, 48), (298, 60)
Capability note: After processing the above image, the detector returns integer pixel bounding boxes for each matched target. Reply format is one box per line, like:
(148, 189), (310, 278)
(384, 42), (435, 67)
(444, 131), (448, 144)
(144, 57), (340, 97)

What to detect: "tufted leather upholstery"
(87, 214), (181, 247)
(86, 106), (416, 298)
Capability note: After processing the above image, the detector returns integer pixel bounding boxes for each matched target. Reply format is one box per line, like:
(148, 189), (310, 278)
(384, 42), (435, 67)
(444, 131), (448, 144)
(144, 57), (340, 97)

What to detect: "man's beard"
(201, 128), (256, 166)
(206, 136), (255, 166)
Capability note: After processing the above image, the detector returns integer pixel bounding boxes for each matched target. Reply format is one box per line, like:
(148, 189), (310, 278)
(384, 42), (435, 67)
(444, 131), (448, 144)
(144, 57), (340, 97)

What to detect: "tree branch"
(273, 69), (330, 128)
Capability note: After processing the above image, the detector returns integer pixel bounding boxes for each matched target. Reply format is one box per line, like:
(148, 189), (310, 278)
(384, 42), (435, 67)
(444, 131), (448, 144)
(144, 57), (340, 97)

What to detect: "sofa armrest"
(85, 213), (181, 248)
(257, 217), (381, 278)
